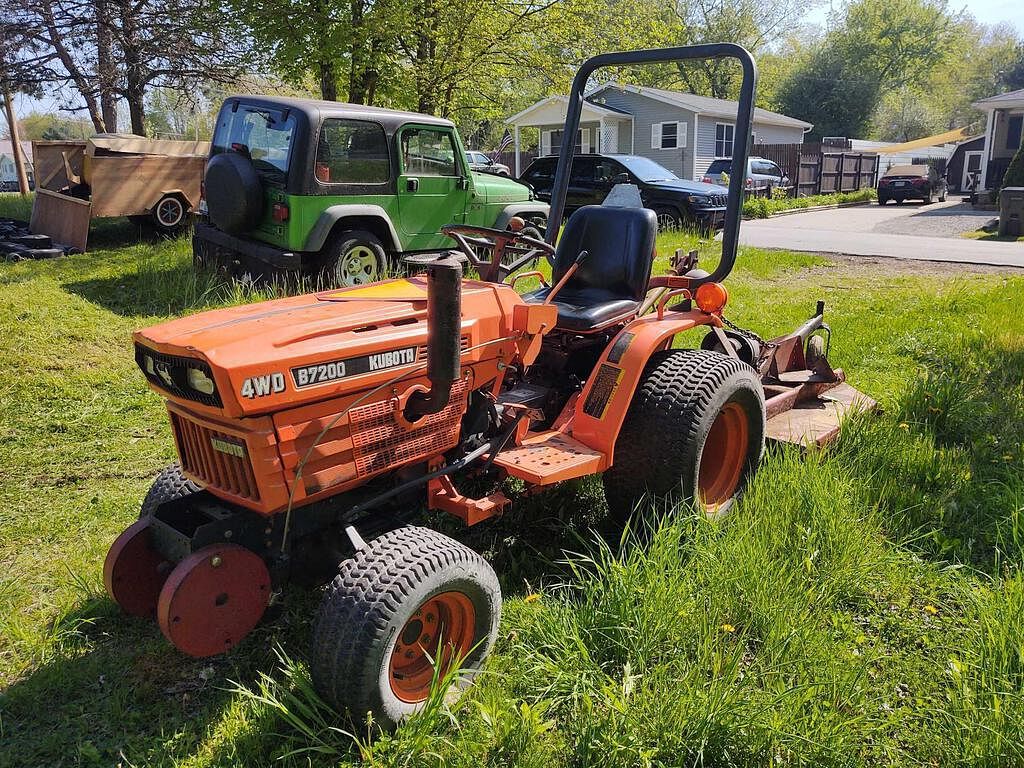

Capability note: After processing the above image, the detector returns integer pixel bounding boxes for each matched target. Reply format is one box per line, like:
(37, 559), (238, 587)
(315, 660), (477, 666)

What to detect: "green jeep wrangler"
(194, 96), (548, 286)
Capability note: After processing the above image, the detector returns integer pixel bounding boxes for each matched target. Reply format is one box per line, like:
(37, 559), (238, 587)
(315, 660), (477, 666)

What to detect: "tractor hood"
(133, 277), (526, 418)
(473, 171), (534, 203)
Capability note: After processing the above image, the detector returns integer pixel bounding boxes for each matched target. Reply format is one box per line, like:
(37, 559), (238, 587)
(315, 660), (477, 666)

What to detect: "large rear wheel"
(311, 526), (500, 729)
(320, 230), (387, 288)
(602, 349), (765, 524)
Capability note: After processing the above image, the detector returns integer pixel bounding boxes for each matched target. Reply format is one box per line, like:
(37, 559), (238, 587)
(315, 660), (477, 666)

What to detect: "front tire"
(602, 349), (765, 524)
(141, 463), (201, 519)
(654, 206), (683, 232)
(321, 230), (387, 287)
(311, 526), (501, 730)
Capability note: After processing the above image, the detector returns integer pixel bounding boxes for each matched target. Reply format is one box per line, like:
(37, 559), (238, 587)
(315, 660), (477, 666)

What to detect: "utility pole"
(2, 86), (31, 197)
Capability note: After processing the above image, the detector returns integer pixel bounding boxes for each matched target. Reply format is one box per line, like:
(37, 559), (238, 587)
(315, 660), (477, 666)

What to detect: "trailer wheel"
(153, 194), (187, 234)
(311, 526), (500, 729)
(320, 230), (387, 287)
(140, 463), (202, 519)
(603, 349), (765, 524)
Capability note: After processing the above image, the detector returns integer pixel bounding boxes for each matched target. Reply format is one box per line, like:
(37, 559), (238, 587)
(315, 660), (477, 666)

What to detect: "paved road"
(739, 199), (1024, 268)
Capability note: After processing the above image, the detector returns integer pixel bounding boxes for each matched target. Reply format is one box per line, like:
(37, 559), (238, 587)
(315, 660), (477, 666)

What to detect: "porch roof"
(973, 88), (1024, 111)
(506, 96), (632, 128)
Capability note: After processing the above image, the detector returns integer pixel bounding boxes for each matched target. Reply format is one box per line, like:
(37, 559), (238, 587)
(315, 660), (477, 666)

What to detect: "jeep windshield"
(211, 104), (296, 184)
(615, 155), (679, 183)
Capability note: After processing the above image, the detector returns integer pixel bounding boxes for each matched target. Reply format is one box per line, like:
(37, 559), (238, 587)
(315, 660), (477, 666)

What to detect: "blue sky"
(804, 0), (1024, 33)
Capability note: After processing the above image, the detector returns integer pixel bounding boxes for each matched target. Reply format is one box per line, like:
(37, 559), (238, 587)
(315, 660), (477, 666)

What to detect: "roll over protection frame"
(544, 43), (758, 288)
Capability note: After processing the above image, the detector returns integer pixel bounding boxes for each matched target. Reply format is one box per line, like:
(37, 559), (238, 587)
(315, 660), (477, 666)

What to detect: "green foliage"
(16, 112), (93, 141)
(742, 188), (876, 218)
(1001, 145), (1024, 191)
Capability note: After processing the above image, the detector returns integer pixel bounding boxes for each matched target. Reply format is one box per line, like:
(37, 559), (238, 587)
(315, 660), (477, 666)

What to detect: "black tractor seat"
(524, 205), (657, 332)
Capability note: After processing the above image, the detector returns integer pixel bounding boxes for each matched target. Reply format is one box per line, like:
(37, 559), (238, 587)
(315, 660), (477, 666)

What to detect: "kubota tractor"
(103, 44), (873, 728)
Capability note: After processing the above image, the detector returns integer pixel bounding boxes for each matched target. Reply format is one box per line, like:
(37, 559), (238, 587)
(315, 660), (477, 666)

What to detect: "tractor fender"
(493, 203), (550, 230)
(571, 310), (719, 466)
(304, 205), (403, 253)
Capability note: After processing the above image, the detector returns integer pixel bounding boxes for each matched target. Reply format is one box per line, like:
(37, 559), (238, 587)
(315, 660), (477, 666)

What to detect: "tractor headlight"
(187, 367), (216, 395)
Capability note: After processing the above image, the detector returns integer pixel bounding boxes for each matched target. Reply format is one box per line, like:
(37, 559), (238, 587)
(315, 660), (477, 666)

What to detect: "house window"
(715, 123), (735, 158)
(652, 121), (686, 150)
(1008, 115), (1023, 151)
(543, 128), (590, 156)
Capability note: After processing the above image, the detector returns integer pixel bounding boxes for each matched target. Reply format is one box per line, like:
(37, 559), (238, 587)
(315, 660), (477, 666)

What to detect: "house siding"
(694, 119), (805, 180)
(589, 89), (697, 178)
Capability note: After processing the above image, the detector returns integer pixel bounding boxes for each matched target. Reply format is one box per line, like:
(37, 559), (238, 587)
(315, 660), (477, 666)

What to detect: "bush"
(1000, 145), (1024, 193)
(742, 188), (876, 218)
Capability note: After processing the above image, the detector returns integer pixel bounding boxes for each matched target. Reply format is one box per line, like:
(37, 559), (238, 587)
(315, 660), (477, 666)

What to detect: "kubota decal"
(291, 347), (418, 389)
(210, 437), (246, 458)
(582, 364), (623, 419)
(240, 372), (286, 399)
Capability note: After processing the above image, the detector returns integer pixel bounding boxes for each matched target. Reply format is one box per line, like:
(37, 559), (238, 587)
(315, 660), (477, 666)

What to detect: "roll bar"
(545, 43), (758, 287)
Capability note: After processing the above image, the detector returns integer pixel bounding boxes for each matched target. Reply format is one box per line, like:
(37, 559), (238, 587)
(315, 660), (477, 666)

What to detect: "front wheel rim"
(156, 198), (184, 227)
(388, 591), (476, 703)
(698, 401), (750, 511)
(656, 212), (679, 231)
(336, 245), (379, 286)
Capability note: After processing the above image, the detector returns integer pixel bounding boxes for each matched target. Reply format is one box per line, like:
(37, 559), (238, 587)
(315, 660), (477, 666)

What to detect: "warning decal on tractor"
(583, 364), (623, 419)
(291, 346), (418, 389)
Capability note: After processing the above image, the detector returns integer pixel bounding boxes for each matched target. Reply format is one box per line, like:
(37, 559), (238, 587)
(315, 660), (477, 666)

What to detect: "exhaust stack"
(404, 254), (463, 420)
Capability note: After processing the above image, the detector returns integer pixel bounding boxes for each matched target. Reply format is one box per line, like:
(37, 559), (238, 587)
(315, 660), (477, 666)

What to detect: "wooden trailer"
(30, 134), (210, 252)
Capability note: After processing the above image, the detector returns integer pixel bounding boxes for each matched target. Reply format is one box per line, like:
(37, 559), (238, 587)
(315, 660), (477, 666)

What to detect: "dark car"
(878, 164), (947, 205)
(465, 151), (512, 177)
(520, 154), (728, 231)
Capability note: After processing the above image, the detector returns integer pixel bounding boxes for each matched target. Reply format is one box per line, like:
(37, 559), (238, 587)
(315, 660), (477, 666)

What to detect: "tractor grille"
(135, 343), (222, 407)
(350, 378), (469, 476)
(170, 411), (260, 501)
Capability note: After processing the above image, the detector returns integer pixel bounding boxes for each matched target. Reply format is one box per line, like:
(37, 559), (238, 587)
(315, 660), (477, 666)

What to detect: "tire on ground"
(140, 463), (202, 519)
(602, 349), (766, 525)
(152, 193), (189, 234)
(319, 229), (388, 288)
(311, 526), (501, 730)
(653, 206), (683, 232)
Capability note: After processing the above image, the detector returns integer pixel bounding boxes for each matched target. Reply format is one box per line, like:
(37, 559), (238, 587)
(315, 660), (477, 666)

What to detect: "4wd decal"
(291, 346), (418, 389)
(241, 372), (286, 399)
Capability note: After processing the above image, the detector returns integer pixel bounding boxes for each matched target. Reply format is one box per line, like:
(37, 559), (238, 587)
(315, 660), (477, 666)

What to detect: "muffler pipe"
(404, 254), (462, 420)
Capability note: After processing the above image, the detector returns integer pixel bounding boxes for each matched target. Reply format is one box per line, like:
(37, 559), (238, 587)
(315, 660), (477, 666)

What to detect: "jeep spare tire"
(204, 151), (264, 234)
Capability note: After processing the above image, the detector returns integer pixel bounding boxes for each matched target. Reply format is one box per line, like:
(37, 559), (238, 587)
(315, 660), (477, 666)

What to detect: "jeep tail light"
(272, 202), (289, 222)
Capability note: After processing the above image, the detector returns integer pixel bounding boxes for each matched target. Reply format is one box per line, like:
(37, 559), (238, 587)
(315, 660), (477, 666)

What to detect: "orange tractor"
(103, 45), (872, 727)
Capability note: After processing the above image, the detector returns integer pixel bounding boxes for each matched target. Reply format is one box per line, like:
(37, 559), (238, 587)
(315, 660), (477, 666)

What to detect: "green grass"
(3, 191), (1024, 766)
(743, 189), (877, 219)
(961, 229), (1024, 243)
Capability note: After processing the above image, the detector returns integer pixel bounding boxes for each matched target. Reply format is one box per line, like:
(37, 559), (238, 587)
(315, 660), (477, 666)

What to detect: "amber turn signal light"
(695, 282), (728, 314)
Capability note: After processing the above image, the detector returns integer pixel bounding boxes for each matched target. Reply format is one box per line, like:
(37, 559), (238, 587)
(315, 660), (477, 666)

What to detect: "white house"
(0, 140), (34, 191)
(505, 82), (812, 179)
(973, 88), (1024, 191)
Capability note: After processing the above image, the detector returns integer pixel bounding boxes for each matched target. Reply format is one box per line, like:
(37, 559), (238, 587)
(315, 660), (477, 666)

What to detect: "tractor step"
(765, 382), (877, 447)
(492, 430), (605, 485)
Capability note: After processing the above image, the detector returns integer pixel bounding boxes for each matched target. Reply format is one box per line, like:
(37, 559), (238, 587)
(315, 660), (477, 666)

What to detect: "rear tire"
(311, 526), (501, 730)
(141, 463), (202, 519)
(153, 194), (188, 235)
(320, 230), (387, 288)
(602, 349), (765, 524)
(877, 197), (887, 206)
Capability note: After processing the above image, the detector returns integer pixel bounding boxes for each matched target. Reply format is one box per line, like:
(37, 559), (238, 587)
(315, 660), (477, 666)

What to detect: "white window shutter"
(677, 121), (687, 148)
(541, 131), (551, 156)
(581, 128), (590, 153)
(651, 122), (662, 149)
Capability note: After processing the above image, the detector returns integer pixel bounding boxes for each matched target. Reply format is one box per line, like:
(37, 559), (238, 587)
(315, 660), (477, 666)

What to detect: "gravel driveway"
(871, 200), (995, 238)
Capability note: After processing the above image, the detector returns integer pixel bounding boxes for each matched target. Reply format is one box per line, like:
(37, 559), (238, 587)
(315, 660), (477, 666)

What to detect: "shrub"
(1000, 145), (1024, 193)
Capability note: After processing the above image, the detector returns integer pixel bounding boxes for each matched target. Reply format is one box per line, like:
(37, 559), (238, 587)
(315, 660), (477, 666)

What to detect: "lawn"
(2, 191), (1024, 767)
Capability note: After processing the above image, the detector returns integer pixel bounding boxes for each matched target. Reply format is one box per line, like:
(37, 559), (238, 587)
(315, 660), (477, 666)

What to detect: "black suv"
(520, 154), (728, 231)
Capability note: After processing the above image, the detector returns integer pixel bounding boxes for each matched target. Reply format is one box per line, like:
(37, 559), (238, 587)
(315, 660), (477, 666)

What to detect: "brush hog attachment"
(709, 300), (875, 447)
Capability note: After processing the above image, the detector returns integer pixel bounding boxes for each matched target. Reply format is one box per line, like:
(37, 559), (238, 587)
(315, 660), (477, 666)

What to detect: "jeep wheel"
(322, 230), (387, 287)
(654, 206), (683, 232)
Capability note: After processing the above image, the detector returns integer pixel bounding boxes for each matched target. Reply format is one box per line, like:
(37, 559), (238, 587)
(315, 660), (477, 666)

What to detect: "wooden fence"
(754, 142), (879, 197)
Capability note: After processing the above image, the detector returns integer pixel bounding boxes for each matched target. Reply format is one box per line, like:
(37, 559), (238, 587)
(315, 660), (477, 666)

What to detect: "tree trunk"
(95, 0), (118, 131)
(39, 0), (105, 132)
(2, 87), (31, 197)
(319, 60), (338, 101)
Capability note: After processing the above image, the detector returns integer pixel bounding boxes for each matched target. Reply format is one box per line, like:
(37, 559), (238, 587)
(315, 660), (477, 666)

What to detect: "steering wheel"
(440, 223), (555, 283)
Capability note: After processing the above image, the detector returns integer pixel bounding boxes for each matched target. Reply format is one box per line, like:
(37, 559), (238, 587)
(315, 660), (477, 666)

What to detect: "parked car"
(877, 164), (947, 205)
(519, 154), (728, 231)
(701, 156), (790, 195)
(465, 151), (512, 177)
(195, 96), (548, 287)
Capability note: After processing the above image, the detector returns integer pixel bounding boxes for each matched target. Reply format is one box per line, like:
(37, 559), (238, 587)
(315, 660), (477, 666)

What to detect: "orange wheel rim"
(698, 401), (750, 510)
(389, 591), (476, 703)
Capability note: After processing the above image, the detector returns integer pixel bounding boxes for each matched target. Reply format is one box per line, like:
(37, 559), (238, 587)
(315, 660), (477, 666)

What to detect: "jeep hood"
(473, 171), (534, 203)
(645, 178), (729, 195)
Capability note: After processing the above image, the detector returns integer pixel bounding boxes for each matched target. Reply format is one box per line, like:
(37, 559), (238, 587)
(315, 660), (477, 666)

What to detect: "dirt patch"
(793, 252), (1024, 279)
